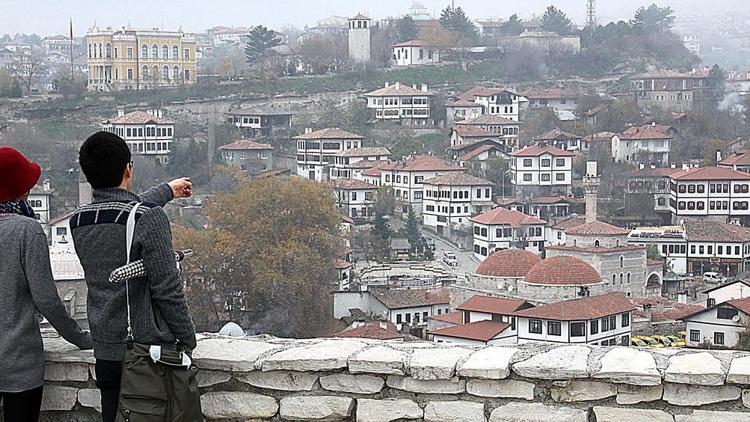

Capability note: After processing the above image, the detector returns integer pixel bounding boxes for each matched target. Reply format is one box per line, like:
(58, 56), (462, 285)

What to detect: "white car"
(443, 251), (458, 267)
(703, 272), (725, 284)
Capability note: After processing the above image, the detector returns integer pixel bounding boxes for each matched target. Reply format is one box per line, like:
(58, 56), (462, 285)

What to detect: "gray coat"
(71, 185), (196, 361)
(0, 214), (93, 393)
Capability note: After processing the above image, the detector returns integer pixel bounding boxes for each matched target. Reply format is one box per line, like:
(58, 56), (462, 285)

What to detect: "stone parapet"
(13, 335), (750, 421)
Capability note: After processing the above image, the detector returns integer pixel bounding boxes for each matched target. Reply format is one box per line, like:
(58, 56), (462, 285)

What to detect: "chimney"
(639, 163), (645, 169)
(117, 106), (125, 117)
(677, 291), (687, 304)
(395, 82), (400, 90)
(671, 163), (676, 169)
(716, 149), (723, 163)
(42, 178), (50, 191)
(412, 84), (417, 90)
(379, 321), (388, 330)
(681, 162), (689, 171)
(305, 127), (312, 134)
(652, 121), (656, 126)
(384, 81), (389, 87)
(421, 83), (428, 92)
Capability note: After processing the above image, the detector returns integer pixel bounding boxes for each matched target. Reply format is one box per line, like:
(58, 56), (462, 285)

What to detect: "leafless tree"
(10, 51), (44, 97)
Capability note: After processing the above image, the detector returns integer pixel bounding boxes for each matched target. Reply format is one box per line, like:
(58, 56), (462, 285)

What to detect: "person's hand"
(168, 177), (193, 198)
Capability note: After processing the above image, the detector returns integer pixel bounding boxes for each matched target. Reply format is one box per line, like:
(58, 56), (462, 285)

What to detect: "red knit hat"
(0, 147), (42, 201)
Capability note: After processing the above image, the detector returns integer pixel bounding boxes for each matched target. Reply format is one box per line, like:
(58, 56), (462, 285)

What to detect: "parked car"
(630, 338), (648, 348)
(651, 335), (674, 347)
(665, 335), (686, 347)
(443, 251), (457, 267)
(703, 272), (725, 284)
(634, 336), (665, 348)
(425, 237), (436, 251)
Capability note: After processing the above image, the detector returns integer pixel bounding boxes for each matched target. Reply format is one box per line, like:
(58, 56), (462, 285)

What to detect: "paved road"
(389, 217), (479, 278)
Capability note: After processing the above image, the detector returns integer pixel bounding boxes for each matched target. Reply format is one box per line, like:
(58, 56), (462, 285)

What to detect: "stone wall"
(17, 334), (750, 421)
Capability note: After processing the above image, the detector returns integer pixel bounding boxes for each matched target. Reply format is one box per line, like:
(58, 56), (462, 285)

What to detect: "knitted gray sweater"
(0, 214), (93, 393)
(71, 184), (196, 360)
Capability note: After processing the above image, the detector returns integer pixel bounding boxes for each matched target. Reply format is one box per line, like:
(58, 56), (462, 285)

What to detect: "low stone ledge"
(261, 339), (368, 372)
(192, 337), (283, 372)
(457, 347), (516, 380)
(664, 352), (726, 386)
(513, 345), (590, 380)
(466, 379), (535, 399)
(349, 345), (408, 375)
(410, 347), (473, 380)
(593, 347), (661, 386)
(675, 410), (750, 422)
(40, 385), (78, 412)
(662, 383), (741, 406)
(195, 370), (232, 388)
(593, 406), (674, 422)
(616, 384), (663, 405)
(488, 402), (588, 422)
(319, 373), (385, 394)
(77, 388), (102, 413)
(386, 375), (466, 394)
(237, 370), (318, 391)
(200, 391), (278, 419)
(356, 398), (423, 422)
(44, 362), (90, 382)
(424, 400), (486, 422)
(279, 396), (354, 420)
(550, 380), (617, 402)
(728, 356), (750, 384)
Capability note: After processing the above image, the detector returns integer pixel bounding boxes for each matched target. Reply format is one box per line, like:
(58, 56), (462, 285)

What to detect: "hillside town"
(5, 0), (750, 420)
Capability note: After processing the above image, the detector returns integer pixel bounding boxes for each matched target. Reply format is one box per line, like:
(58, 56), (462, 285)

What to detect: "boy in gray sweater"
(72, 132), (196, 422)
(0, 146), (92, 422)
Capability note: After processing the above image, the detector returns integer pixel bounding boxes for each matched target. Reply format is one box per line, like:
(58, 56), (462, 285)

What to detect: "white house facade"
(364, 82), (433, 125)
(391, 39), (440, 66)
(471, 208), (547, 259)
(294, 128), (364, 182)
(509, 146), (574, 195)
(668, 167), (750, 223)
(421, 173), (494, 236)
(101, 110), (175, 164)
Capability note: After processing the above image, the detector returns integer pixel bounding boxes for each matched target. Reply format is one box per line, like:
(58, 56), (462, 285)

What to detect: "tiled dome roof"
(524, 256), (601, 285)
(476, 249), (542, 278)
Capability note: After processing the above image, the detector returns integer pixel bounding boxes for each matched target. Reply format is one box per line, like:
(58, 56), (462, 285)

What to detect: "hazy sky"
(2, 0), (745, 36)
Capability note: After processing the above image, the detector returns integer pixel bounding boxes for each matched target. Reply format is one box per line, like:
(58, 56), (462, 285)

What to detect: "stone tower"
(583, 160), (600, 223)
(348, 14), (371, 63)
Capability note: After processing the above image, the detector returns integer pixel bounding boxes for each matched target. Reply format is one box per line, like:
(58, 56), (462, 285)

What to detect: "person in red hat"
(0, 147), (93, 422)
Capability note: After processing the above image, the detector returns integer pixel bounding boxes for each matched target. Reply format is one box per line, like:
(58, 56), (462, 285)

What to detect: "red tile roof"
(331, 178), (378, 190)
(510, 145), (575, 157)
(335, 147), (390, 157)
(429, 320), (511, 342)
(453, 126), (498, 138)
(584, 104), (608, 116)
(535, 128), (582, 141)
(475, 249), (542, 277)
(365, 83), (433, 97)
(546, 245), (646, 254)
(457, 86), (520, 101)
(524, 256), (602, 286)
(293, 128), (364, 140)
(105, 110), (173, 125)
(422, 173), (493, 186)
(671, 166), (750, 181)
(456, 114), (518, 126)
(336, 322), (402, 340)
(220, 139), (273, 151)
(728, 297), (750, 315)
(429, 311), (463, 325)
(349, 159), (390, 169)
(457, 86), (489, 101)
(335, 259), (353, 269)
(514, 292), (635, 321)
(379, 155), (462, 172)
(619, 125), (674, 140)
(361, 164), (389, 177)
(447, 99), (481, 107)
(582, 131), (616, 142)
(521, 88), (578, 99)
(392, 39), (432, 47)
(457, 295), (532, 315)
(721, 152), (750, 166)
(471, 208), (546, 227)
(565, 221), (629, 236)
(458, 144), (503, 161)
(550, 216), (586, 231)
(683, 220), (750, 243)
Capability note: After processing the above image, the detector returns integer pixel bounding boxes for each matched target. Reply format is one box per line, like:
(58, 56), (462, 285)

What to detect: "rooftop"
(565, 221), (629, 236)
(293, 128), (364, 140)
(513, 292), (635, 320)
(683, 220), (750, 243)
(720, 151), (750, 166)
(550, 215), (586, 231)
(457, 295), (532, 315)
(334, 147), (391, 157)
(428, 320), (511, 342)
(392, 39), (432, 48)
(365, 83), (432, 97)
(452, 126), (498, 138)
(446, 99), (481, 107)
(220, 139), (274, 151)
(521, 88), (578, 99)
(534, 128), (582, 141)
(619, 125), (674, 140)
(458, 144), (505, 162)
(523, 256), (602, 286)
(475, 249), (542, 278)
(379, 155), (462, 172)
(422, 173), (493, 187)
(104, 110), (174, 125)
(369, 287), (450, 310)
(671, 166), (750, 181)
(336, 321), (402, 340)
(428, 310), (463, 325)
(471, 208), (546, 227)
(510, 145), (575, 157)
(456, 114), (517, 126)
(330, 178), (378, 190)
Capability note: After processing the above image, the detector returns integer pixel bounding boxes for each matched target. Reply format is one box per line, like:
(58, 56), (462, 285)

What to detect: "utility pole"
(69, 18), (75, 80)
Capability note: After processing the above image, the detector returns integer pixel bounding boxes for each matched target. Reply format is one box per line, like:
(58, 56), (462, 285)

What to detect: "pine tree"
(371, 211), (392, 260)
(405, 206), (424, 258)
(439, 5), (478, 45)
(540, 5), (574, 35)
(396, 16), (419, 42)
(245, 25), (282, 65)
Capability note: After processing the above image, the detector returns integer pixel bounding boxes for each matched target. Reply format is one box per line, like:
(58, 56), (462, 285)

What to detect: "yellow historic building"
(86, 26), (196, 91)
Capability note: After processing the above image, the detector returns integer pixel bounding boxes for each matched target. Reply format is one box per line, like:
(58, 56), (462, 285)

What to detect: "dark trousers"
(95, 359), (123, 422)
(0, 386), (44, 422)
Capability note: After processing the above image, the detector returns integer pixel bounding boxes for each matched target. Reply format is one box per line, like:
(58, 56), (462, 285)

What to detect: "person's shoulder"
(1, 214), (45, 237)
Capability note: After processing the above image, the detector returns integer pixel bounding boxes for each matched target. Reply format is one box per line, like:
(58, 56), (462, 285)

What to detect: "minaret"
(583, 159), (600, 223)
(586, 0), (597, 27)
(348, 14), (371, 63)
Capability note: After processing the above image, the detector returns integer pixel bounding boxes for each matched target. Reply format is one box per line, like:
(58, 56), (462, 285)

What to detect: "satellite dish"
(497, 283), (505, 290)
(732, 315), (741, 322)
(507, 285), (515, 292)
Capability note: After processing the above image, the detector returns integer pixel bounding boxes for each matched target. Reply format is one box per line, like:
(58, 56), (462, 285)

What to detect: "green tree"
(541, 5), (574, 35)
(395, 16), (420, 42)
(439, 5), (478, 45)
(594, 100), (640, 133)
(370, 211), (392, 261)
(501, 14), (524, 36)
(386, 126), (420, 160)
(631, 4), (675, 34)
(404, 206), (427, 259)
(174, 176), (344, 335)
(0, 69), (21, 98)
(244, 25), (282, 65)
(707, 64), (726, 104)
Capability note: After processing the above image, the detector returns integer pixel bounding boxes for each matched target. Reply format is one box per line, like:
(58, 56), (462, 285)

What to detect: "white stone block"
(593, 406), (674, 422)
(200, 391), (278, 419)
(466, 379), (535, 399)
(664, 352), (725, 386)
(44, 362), (90, 382)
(410, 347), (473, 380)
(728, 356), (750, 384)
(349, 345), (408, 375)
(489, 402), (588, 422)
(663, 383), (741, 406)
(279, 396), (354, 420)
(238, 371), (317, 391)
(196, 370), (232, 387)
(261, 339), (367, 372)
(77, 389), (102, 413)
(192, 338), (284, 371)
(513, 346), (590, 380)
(320, 373), (384, 394)
(551, 380), (617, 402)
(386, 375), (465, 394)
(675, 410), (750, 422)
(41, 385), (78, 412)
(616, 384), (663, 405)
(458, 347), (516, 380)
(424, 400), (486, 422)
(356, 398), (423, 422)
(593, 347), (661, 386)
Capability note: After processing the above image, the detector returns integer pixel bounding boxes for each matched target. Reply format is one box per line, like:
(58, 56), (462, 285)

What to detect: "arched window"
(141, 65), (149, 78)
(627, 273), (631, 283)
(594, 240), (600, 248)
(612, 274), (616, 284)
(152, 65), (159, 80)
(88, 44), (92, 58)
(620, 256), (624, 268)
(152, 44), (159, 59)
(105, 43), (112, 58)
(619, 273), (623, 284)
(162, 65), (169, 81)
(162, 45), (169, 59)
(172, 45), (179, 59)
(141, 44), (148, 58)
(98, 43), (103, 58)
(172, 66), (180, 80)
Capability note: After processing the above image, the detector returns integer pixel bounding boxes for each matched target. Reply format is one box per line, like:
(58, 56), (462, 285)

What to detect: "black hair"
(79, 131), (132, 189)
